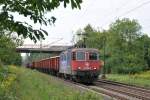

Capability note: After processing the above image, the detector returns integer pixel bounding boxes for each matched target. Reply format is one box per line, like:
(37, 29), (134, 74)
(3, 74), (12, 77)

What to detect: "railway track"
(93, 79), (150, 100)
(48, 75), (150, 100)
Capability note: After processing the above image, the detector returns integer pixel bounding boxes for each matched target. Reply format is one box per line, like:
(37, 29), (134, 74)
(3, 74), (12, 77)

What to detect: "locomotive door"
(67, 49), (71, 74)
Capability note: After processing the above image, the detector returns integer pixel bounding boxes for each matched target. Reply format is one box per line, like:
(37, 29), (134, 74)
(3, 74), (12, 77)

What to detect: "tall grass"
(0, 66), (17, 100)
(107, 71), (150, 88)
(0, 66), (102, 100)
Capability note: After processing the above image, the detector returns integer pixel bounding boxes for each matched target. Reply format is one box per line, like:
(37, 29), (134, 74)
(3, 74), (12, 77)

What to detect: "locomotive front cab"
(71, 48), (101, 83)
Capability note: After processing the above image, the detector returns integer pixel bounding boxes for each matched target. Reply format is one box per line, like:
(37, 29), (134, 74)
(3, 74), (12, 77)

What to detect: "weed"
(107, 71), (150, 88)
(1, 66), (103, 100)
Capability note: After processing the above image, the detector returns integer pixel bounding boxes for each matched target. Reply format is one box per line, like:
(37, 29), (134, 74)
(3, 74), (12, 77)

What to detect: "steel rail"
(53, 76), (137, 100)
(98, 79), (150, 92)
(95, 79), (150, 100)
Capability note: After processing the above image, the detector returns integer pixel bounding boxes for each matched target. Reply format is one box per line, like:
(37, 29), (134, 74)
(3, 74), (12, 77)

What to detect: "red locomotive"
(29, 48), (102, 83)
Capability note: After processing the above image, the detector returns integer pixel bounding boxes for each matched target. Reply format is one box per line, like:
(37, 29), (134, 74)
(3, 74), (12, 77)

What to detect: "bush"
(0, 59), (3, 67)
(0, 66), (17, 100)
(114, 66), (145, 74)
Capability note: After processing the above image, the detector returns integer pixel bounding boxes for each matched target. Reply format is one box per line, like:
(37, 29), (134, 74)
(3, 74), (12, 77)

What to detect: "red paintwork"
(31, 57), (101, 73)
(71, 60), (101, 71)
(32, 56), (60, 72)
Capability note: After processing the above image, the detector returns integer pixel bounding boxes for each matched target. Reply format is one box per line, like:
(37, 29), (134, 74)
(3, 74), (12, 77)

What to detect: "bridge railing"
(17, 44), (50, 48)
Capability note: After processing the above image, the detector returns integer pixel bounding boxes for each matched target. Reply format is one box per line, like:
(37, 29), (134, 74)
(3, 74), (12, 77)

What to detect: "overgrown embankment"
(0, 66), (17, 100)
(0, 66), (102, 100)
(107, 71), (150, 88)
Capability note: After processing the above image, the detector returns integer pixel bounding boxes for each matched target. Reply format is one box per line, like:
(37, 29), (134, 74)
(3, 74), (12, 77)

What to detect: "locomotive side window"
(72, 52), (76, 60)
(89, 52), (98, 60)
(77, 52), (85, 60)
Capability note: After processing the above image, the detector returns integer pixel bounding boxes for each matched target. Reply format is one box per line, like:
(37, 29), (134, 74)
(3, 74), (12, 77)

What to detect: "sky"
(20, 0), (150, 46)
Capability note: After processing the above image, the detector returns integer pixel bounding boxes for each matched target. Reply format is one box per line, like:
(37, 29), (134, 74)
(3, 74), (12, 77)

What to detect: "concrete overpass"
(16, 45), (72, 53)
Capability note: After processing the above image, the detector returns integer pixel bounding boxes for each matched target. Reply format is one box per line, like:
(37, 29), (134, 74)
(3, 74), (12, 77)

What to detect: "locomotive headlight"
(78, 67), (81, 69)
(94, 67), (97, 70)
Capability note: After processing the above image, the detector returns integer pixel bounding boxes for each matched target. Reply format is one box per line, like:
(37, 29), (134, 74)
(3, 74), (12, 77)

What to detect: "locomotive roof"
(71, 48), (99, 52)
(60, 48), (99, 55)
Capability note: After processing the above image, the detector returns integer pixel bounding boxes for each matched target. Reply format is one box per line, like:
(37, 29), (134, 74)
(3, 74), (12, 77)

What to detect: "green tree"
(136, 35), (150, 69)
(0, 34), (22, 65)
(76, 18), (150, 74)
(0, 0), (82, 42)
(83, 24), (101, 48)
(75, 24), (105, 49)
(107, 18), (146, 73)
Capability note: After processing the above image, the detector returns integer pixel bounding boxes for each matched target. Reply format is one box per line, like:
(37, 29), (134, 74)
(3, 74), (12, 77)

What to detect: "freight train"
(27, 48), (102, 83)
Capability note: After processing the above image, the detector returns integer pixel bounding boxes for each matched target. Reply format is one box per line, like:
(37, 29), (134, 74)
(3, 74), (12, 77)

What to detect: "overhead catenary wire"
(100, 0), (150, 30)
(103, 0), (142, 18)
(100, 0), (140, 24)
(118, 0), (150, 18)
(71, 1), (96, 44)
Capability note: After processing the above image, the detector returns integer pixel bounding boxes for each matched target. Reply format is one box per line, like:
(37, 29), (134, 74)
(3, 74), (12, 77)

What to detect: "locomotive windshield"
(72, 49), (99, 61)
(89, 52), (98, 60)
(76, 52), (85, 60)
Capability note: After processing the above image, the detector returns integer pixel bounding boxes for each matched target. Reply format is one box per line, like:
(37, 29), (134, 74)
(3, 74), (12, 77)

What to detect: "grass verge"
(0, 66), (102, 100)
(107, 71), (150, 88)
